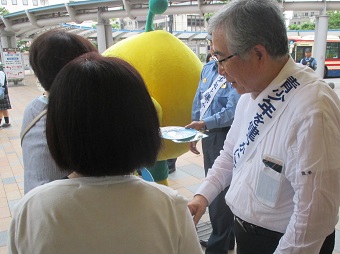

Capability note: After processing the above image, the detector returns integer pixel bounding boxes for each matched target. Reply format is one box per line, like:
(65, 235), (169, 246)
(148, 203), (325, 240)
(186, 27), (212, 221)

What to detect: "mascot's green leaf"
(145, 0), (168, 32)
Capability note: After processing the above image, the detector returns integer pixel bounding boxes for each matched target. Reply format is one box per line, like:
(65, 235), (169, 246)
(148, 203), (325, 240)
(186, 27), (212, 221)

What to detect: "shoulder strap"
(20, 109), (47, 146)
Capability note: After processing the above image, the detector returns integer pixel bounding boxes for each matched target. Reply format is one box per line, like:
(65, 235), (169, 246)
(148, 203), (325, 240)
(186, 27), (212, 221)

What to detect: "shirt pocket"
(255, 166), (284, 208)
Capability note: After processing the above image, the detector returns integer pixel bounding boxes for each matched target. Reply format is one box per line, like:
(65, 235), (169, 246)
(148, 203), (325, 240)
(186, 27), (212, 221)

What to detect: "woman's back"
(9, 176), (202, 254)
(22, 97), (65, 193)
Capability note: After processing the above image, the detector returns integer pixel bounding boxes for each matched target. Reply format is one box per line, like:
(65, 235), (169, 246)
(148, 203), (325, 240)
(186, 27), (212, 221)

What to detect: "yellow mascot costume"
(103, 0), (202, 185)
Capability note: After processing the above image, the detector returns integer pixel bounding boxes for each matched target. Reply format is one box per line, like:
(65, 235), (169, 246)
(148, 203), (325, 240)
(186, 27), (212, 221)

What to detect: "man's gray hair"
(208, 0), (288, 58)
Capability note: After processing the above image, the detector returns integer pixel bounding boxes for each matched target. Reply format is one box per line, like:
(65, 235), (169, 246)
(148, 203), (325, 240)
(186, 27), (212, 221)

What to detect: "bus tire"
(324, 66), (328, 78)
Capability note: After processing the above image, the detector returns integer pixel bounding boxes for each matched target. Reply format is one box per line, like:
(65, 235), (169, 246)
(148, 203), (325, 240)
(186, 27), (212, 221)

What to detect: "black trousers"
(234, 216), (335, 254)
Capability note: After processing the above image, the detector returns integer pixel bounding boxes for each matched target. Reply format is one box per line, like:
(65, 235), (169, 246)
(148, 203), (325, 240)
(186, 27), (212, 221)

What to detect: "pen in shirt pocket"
(262, 155), (283, 173)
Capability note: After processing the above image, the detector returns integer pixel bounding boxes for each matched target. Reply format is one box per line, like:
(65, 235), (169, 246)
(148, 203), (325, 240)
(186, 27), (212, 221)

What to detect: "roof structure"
(1, 0), (340, 42)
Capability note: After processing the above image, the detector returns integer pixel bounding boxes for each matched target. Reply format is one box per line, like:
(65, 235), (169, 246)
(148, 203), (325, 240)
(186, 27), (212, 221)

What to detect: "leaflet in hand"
(160, 126), (208, 143)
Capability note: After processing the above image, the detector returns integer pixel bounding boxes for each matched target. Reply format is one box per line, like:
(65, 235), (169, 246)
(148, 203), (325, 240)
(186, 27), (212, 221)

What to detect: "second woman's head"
(46, 53), (162, 176)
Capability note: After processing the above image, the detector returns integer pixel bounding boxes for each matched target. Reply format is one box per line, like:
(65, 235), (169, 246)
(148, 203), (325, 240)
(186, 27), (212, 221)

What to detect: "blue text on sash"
(233, 76), (300, 167)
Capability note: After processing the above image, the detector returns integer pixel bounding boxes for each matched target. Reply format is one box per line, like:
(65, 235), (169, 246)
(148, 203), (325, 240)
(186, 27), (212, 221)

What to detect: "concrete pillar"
(314, 15), (328, 78)
(0, 30), (16, 63)
(196, 44), (200, 57)
(97, 7), (112, 54)
(0, 34), (16, 48)
(105, 21), (113, 49)
(96, 23), (106, 54)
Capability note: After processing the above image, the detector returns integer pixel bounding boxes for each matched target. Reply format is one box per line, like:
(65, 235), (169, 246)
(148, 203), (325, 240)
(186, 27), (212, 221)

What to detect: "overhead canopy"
(1, 0), (340, 42)
(177, 32), (198, 40)
(82, 26), (207, 43)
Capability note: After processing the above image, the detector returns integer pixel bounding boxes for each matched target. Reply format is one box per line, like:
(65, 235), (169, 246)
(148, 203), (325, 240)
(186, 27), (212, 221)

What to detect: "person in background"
(300, 48), (317, 70)
(22, 30), (97, 194)
(188, 0), (340, 253)
(0, 65), (12, 128)
(185, 33), (240, 253)
(206, 52), (212, 63)
(8, 53), (203, 254)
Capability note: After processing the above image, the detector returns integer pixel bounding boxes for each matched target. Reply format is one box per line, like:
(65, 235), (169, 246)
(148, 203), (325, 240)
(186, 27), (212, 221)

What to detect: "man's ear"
(253, 45), (265, 60)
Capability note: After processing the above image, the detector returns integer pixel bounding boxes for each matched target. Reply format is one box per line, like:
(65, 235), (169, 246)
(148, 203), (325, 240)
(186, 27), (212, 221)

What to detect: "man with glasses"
(188, 0), (340, 253)
(185, 33), (240, 253)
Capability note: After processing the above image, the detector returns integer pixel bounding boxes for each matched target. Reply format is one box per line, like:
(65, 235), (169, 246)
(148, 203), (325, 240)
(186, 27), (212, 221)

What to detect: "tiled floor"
(0, 74), (42, 253)
(0, 73), (339, 253)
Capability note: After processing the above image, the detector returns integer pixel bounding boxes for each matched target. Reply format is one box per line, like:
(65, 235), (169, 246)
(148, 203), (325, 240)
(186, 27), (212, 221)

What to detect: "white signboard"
(2, 48), (25, 79)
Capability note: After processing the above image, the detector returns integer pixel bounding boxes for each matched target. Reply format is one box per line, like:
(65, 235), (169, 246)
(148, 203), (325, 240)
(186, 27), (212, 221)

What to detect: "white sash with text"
(200, 75), (226, 119)
(233, 72), (316, 169)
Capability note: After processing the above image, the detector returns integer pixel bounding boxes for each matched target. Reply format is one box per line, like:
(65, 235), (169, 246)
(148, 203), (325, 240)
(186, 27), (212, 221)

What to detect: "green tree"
(327, 11), (340, 29)
(0, 7), (9, 15)
(289, 11), (340, 30)
(110, 18), (120, 29)
(300, 22), (315, 30)
(17, 40), (30, 52)
(289, 21), (315, 30)
(204, 13), (213, 22)
(289, 24), (300, 30)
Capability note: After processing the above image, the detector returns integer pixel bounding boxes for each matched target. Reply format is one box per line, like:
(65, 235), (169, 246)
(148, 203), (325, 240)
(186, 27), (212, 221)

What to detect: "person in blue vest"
(185, 33), (240, 253)
(300, 48), (317, 70)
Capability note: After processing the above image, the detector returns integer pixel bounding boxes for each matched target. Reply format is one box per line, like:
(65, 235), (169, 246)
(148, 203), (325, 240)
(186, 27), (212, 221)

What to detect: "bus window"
(296, 46), (312, 62)
(289, 36), (340, 77)
(326, 42), (339, 59)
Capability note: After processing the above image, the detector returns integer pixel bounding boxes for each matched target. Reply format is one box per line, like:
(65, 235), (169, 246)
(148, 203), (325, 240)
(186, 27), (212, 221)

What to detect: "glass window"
(12, 0), (17, 4)
(32, 0), (38, 5)
(326, 42), (339, 59)
(296, 46), (312, 62)
(1, 0), (7, 4)
(22, 0), (28, 5)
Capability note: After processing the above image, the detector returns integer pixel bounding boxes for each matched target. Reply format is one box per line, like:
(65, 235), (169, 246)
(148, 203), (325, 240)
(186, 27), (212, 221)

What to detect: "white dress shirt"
(196, 58), (340, 253)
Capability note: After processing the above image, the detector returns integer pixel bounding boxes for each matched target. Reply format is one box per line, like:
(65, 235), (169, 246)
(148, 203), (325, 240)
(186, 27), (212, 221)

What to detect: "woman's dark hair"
(46, 52), (162, 176)
(29, 29), (97, 91)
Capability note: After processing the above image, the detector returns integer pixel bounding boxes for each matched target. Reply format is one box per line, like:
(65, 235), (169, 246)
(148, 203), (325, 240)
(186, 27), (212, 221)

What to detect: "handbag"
(0, 87), (5, 100)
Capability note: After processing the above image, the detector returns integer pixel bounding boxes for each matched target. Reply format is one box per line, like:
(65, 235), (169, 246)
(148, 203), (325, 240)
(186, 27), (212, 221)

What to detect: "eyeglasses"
(212, 53), (238, 68)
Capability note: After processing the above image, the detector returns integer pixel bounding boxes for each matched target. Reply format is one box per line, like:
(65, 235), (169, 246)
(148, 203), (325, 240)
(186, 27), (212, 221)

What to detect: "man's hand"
(189, 141), (200, 155)
(188, 195), (209, 225)
(185, 121), (205, 155)
(185, 120), (206, 131)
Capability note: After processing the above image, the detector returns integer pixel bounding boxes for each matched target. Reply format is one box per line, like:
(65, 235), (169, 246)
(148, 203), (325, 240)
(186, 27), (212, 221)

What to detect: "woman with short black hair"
(47, 53), (161, 175)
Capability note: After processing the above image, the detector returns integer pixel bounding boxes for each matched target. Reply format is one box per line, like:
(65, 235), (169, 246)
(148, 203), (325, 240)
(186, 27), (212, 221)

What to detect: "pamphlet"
(160, 126), (208, 143)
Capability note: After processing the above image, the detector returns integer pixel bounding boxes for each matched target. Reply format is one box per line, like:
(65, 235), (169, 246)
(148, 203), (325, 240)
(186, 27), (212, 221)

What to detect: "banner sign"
(2, 48), (25, 79)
